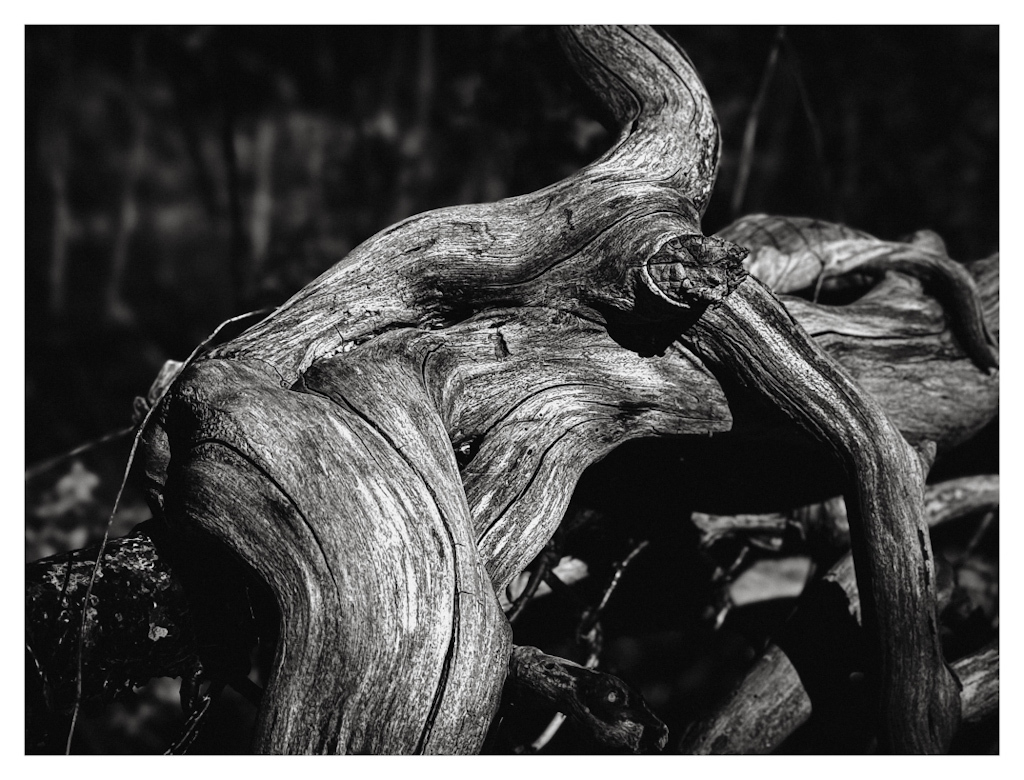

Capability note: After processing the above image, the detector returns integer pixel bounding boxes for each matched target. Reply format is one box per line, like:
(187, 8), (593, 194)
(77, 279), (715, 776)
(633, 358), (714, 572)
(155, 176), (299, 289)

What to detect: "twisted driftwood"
(28, 248), (998, 750)
(680, 475), (1000, 754)
(31, 26), (997, 754)
(25, 475), (999, 754)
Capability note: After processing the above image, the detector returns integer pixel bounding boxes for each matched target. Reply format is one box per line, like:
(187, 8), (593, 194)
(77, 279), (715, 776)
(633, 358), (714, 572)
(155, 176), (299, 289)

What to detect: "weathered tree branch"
(692, 475), (1000, 562)
(679, 479), (999, 754)
(26, 472), (998, 752)
(507, 645), (668, 753)
(36, 25), (997, 754)
(678, 282), (963, 750)
(129, 25), (738, 754)
(725, 217), (997, 371)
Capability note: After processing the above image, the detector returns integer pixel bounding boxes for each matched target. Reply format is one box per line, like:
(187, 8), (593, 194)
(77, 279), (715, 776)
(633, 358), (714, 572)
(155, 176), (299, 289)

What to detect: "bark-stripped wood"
(692, 475), (999, 563)
(27, 245), (998, 752)
(134, 25), (731, 754)
(669, 251), (970, 752)
(55, 25), (994, 753)
(25, 477), (998, 753)
(677, 642), (997, 755)
(723, 216), (997, 371)
(679, 479), (999, 754)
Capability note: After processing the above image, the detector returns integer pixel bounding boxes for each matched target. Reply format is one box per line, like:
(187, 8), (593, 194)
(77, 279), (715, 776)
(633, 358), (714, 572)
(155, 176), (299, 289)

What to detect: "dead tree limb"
(507, 645), (668, 753)
(679, 478), (999, 754)
(27, 240), (997, 750)
(37, 25), (996, 754)
(692, 474), (1000, 561)
(27, 474), (998, 752)
(30, 233), (996, 753)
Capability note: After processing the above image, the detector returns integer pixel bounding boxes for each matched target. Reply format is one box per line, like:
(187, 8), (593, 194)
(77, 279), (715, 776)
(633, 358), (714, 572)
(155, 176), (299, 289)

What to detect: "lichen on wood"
(26, 520), (202, 751)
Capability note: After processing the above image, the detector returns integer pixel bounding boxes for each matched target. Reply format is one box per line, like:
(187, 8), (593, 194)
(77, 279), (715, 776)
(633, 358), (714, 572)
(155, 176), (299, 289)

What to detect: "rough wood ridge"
(81, 25), (997, 753)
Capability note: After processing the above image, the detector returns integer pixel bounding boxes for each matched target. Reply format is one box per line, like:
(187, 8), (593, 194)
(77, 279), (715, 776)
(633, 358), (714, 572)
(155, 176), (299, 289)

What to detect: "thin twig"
(64, 307), (272, 754)
(26, 426), (136, 482)
(731, 26), (785, 218)
(580, 539), (650, 636)
(713, 596), (733, 631)
(956, 510), (996, 568)
(164, 680), (225, 755)
(507, 542), (560, 624)
(781, 32), (834, 220)
(525, 539), (649, 753)
(506, 563), (548, 624)
(527, 713), (567, 753)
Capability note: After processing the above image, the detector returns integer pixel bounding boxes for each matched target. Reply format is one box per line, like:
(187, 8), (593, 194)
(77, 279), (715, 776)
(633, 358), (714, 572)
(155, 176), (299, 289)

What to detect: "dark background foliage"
(24, 25), (998, 754)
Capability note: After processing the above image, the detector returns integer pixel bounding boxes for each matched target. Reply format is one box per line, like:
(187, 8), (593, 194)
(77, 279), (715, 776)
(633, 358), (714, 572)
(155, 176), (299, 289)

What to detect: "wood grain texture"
(25, 243), (999, 734)
(683, 276), (962, 752)
(160, 357), (510, 753)
(140, 25), (731, 754)
(123, 25), (997, 753)
(150, 245), (998, 603)
(721, 215), (998, 371)
(674, 243), (998, 753)
(679, 478), (999, 754)
(957, 642), (999, 724)
(677, 642), (998, 755)
(204, 25), (718, 384)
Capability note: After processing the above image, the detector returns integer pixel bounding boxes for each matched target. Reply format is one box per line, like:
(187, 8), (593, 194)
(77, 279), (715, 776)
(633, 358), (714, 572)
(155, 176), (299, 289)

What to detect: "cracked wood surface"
(684, 276), (963, 752)
(28, 250), (1000, 716)
(138, 25), (729, 754)
(26, 474), (999, 751)
(140, 224), (995, 754)
(115, 25), (998, 753)
(29, 250), (998, 751)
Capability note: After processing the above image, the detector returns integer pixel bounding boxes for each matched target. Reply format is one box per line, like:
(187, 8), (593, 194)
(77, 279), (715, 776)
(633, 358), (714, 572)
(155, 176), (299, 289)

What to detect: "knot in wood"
(644, 234), (748, 307)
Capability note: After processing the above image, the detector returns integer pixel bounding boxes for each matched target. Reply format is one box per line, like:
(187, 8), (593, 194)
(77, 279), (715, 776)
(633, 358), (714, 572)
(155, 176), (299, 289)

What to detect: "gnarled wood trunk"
(28, 245), (998, 753)
(57, 25), (995, 754)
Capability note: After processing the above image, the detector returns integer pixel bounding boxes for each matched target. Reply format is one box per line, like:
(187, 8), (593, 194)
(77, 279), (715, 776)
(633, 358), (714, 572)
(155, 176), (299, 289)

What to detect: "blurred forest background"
(25, 25), (998, 754)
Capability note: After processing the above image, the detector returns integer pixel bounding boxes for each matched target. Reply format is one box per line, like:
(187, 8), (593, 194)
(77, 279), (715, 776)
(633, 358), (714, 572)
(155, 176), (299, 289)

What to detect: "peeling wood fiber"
(118, 25), (997, 754)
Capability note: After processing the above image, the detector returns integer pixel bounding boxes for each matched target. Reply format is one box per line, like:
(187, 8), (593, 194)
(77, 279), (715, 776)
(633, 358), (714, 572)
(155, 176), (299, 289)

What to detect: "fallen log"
(678, 477), (999, 754)
(26, 472), (998, 752)
(35, 25), (997, 754)
(26, 245), (999, 743)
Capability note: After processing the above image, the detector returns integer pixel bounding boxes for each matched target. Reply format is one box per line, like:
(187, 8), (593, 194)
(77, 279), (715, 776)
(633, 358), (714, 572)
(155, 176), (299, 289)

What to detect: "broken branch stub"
(142, 24), (734, 755)
(508, 645), (668, 753)
(136, 25), (976, 753)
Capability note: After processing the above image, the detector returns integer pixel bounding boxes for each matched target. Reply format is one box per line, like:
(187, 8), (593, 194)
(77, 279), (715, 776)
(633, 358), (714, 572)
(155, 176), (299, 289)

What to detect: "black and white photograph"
(23, 18), (1000, 756)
